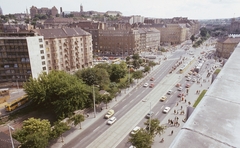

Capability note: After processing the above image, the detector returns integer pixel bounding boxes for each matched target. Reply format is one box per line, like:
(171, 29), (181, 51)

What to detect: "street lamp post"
(93, 85), (96, 118)
(16, 78), (19, 94)
(8, 124), (15, 148)
(149, 102), (151, 133)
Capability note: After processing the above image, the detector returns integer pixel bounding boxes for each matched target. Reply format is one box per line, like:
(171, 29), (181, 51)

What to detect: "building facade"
(34, 28), (93, 73)
(216, 36), (240, 58)
(30, 6), (58, 18)
(0, 32), (48, 86)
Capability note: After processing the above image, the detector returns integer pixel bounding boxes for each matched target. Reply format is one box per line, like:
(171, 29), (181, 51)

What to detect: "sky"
(0, 0), (240, 20)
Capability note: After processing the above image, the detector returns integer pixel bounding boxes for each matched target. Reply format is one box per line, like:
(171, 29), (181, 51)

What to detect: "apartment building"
(30, 6), (58, 18)
(216, 36), (240, 58)
(0, 32), (48, 86)
(139, 28), (160, 52)
(34, 28), (93, 73)
(98, 28), (139, 56)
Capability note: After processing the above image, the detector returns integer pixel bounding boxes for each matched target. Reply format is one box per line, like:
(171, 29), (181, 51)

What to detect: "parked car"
(178, 93), (184, 97)
(146, 111), (154, 118)
(150, 77), (154, 81)
(163, 107), (171, 113)
(186, 77), (191, 81)
(107, 116), (117, 125)
(185, 83), (190, 88)
(160, 96), (167, 101)
(176, 83), (181, 87)
(130, 126), (141, 135)
(143, 83), (149, 87)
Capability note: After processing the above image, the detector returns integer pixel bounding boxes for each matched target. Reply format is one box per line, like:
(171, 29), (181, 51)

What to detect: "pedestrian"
(181, 106), (183, 110)
(87, 113), (89, 117)
(174, 110), (176, 114)
(171, 130), (174, 135)
(185, 99), (187, 103)
(176, 102), (179, 106)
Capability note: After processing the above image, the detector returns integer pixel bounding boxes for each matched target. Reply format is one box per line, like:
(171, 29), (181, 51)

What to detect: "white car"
(167, 90), (172, 95)
(107, 117), (117, 125)
(177, 87), (183, 91)
(163, 107), (171, 113)
(130, 126), (141, 135)
(192, 78), (196, 82)
(143, 83), (149, 87)
(186, 77), (191, 81)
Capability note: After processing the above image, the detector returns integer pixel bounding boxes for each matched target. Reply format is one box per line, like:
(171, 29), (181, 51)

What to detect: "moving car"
(177, 86), (183, 91)
(143, 83), (149, 87)
(185, 83), (190, 88)
(167, 90), (173, 95)
(107, 116), (117, 125)
(146, 111), (154, 118)
(192, 78), (196, 82)
(104, 109), (115, 119)
(130, 126), (141, 135)
(160, 96), (167, 101)
(150, 77), (154, 81)
(149, 83), (154, 88)
(163, 107), (171, 113)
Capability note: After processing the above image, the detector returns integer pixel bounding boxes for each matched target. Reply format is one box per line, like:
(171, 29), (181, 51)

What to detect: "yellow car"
(160, 96), (167, 102)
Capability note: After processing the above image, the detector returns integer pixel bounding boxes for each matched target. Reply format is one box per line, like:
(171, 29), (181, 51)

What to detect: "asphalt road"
(63, 50), (186, 148)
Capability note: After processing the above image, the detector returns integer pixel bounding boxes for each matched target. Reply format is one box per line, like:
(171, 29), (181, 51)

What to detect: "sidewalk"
(152, 64), (212, 148)
(50, 57), (165, 148)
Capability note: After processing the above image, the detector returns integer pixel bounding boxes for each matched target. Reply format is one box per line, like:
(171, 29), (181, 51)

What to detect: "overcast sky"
(0, 0), (239, 20)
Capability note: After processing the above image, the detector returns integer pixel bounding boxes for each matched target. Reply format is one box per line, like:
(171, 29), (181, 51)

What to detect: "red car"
(178, 93), (184, 97)
(150, 77), (154, 81)
(185, 83), (190, 88)
(149, 83), (154, 88)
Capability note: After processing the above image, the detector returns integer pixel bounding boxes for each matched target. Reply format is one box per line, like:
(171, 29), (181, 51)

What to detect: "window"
(40, 44), (43, 48)
(40, 50), (44, 54)
(42, 67), (46, 70)
(42, 61), (46, 65)
(39, 38), (43, 42)
(41, 56), (45, 59)
(47, 54), (50, 58)
(48, 67), (51, 70)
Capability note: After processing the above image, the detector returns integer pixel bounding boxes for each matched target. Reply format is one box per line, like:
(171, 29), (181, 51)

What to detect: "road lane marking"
(166, 100), (169, 103)
(156, 111), (159, 115)
(161, 106), (163, 109)
(93, 126), (100, 132)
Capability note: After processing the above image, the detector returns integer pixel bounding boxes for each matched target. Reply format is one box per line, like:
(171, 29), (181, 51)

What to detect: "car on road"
(143, 83), (149, 87)
(186, 77), (191, 81)
(149, 83), (154, 88)
(185, 83), (190, 88)
(167, 90), (173, 95)
(129, 145), (136, 148)
(160, 96), (167, 101)
(107, 116), (117, 125)
(150, 77), (154, 81)
(130, 126), (141, 135)
(146, 111), (154, 118)
(192, 78), (196, 82)
(104, 109), (115, 119)
(177, 86), (183, 91)
(178, 93), (184, 97)
(176, 83), (181, 87)
(163, 107), (171, 113)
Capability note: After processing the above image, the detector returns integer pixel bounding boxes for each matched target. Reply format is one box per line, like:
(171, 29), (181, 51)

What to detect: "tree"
(129, 129), (153, 148)
(110, 63), (127, 82)
(143, 66), (150, 73)
(23, 71), (90, 119)
(13, 118), (51, 148)
(132, 60), (140, 69)
(190, 34), (195, 43)
(200, 27), (208, 37)
(51, 121), (70, 142)
(132, 53), (140, 60)
(69, 114), (85, 129)
(75, 67), (110, 89)
(144, 118), (165, 136)
(132, 70), (143, 82)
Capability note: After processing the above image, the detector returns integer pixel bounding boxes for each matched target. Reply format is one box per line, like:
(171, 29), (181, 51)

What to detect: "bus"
(5, 95), (28, 112)
(0, 88), (10, 103)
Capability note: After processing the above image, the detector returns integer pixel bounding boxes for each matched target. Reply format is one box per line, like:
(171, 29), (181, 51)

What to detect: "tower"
(80, 4), (83, 12)
(0, 6), (3, 15)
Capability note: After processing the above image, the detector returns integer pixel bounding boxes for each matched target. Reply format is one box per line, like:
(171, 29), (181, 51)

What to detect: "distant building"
(229, 18), (240, 34)
(0, 6), (3, 15)
(43, 17), (74, 29)
(216, 36), (240, 58)
(30, 6), (58, 18)
(106, 11), (122, 17)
